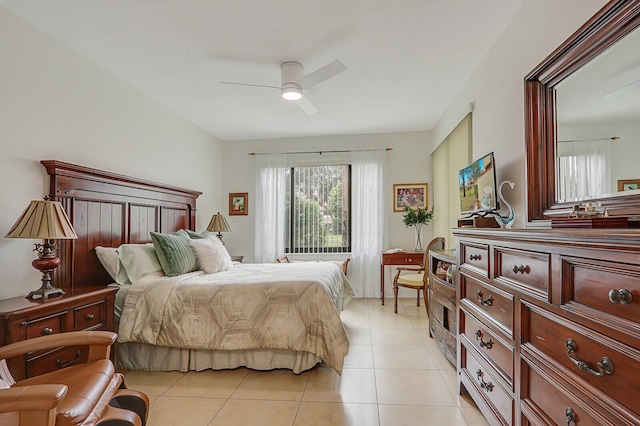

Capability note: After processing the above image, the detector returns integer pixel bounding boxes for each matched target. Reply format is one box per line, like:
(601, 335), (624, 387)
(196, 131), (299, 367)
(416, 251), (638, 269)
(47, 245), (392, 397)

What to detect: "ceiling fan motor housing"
(281, 61), (304, 100)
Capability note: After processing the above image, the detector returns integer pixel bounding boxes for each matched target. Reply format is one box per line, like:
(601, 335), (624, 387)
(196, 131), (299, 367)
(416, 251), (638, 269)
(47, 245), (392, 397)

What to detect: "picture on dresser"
(617, 179), (640, 191)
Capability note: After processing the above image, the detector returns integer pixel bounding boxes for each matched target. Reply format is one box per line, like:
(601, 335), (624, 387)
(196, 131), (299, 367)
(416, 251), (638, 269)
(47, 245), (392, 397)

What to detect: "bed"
(42, 160), (353, 374)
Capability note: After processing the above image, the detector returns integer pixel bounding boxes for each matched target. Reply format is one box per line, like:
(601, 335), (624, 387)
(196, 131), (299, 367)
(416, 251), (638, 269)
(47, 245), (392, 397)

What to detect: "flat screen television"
(458, 152), (498, 216)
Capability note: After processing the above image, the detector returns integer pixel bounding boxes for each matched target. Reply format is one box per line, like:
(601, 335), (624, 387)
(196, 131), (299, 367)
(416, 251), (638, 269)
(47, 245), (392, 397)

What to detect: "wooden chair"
(0, 331), (148, 426)
(392, 237), (445, 314)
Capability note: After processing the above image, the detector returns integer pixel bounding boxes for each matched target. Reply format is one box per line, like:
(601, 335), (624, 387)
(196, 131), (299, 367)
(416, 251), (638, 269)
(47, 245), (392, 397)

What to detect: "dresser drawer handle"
(512, 264), (529, 274)
(56, 350), (82, 368)
(565, 338), (614, 377)
(608, 288), (632, 305)
(475, 369), (494, 392)
(85, 314), (95, 321)
(469, 254), (482, 261)
(474, 330), (493, 349)
(476, 290), (494, 306)
(565, 407), (576, 426)
(42, 327), (53, 336)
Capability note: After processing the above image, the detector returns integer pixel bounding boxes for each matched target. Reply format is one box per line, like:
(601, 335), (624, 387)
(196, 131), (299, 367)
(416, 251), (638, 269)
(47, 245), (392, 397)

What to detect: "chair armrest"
(0, 384), (67, 413)
(0, 331), (117, 362)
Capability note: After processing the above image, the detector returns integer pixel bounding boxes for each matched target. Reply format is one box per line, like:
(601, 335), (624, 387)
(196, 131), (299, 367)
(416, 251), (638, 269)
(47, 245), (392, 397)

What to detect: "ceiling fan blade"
(297, 95), (318, 115)
(297, 60), (346, 89)
(219, 81), (280, 90)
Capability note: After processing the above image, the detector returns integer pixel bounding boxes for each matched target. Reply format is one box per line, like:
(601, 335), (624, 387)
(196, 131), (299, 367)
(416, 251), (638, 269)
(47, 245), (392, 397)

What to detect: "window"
(285, 164), (351, 253)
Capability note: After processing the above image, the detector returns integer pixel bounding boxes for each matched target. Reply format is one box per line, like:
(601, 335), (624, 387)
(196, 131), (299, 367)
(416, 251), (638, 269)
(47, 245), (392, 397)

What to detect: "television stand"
(457, 216), (499, 228)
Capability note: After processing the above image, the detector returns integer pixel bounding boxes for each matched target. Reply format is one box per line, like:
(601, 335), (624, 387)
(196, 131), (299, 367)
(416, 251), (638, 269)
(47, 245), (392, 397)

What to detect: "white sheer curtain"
(350, 150), (387, 298)
(557, 139), (611, 201)
(253, 154), (287, 263)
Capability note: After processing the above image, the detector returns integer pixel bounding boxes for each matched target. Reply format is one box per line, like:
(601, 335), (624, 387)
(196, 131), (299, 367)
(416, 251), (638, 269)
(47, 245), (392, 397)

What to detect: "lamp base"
(28, 242), (65, 300)
(27, 284), (65, 300)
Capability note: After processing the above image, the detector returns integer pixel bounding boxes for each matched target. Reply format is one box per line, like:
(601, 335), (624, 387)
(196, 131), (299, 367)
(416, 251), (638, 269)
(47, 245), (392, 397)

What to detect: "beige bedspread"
(118, 262), (354, 373)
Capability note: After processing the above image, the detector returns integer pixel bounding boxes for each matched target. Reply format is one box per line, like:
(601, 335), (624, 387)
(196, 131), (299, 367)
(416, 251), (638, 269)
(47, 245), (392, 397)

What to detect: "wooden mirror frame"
(525, 0), (640, 222)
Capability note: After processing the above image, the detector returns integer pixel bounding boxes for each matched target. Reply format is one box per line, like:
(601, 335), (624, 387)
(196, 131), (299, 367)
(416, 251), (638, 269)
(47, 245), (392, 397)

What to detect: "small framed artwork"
(229, 192), (248, 216)
(617, 179), (640, 192)
(393, 183), (428, 212)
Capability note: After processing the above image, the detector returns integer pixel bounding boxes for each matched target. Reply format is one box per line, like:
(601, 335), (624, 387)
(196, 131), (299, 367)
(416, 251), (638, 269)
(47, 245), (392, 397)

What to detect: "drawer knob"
(469, 254), (482, 261)
(476, 290), (494, 307)
(42, 327), (53, 336)
(474, 330), (494, 349)
(475, 369), (494, 392)
(86, 314), (95, 321)
(408, 259), (413, 263)
(608, 288), (632, 305)
(56, 350), (82, 369)
(565, 407), (576, 426)
(512, 264), (528, 274)
(565, 338), (614, 377)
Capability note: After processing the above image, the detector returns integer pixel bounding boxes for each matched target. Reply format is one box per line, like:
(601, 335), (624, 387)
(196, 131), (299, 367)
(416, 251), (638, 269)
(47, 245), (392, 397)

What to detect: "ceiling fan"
(220, 60), (347, 114)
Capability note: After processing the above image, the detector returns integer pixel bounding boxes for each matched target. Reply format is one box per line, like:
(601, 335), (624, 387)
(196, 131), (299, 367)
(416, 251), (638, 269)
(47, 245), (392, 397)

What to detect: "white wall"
(431, 0), (608, 227)
(0, 6), (224, 299)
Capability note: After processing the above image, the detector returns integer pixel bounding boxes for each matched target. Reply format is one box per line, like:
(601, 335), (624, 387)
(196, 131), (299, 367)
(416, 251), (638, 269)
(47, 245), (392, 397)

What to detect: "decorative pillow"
(184, 229), (216, 239)
(95, 246), (118, 281)
(189, 236), (233, 274)
(117, 244), (163, 282)
(151, 230), (198, 277)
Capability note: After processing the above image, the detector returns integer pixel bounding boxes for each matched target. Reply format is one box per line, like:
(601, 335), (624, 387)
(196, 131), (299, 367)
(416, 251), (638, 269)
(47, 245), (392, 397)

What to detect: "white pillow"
(117, 244), (163, 282)
(95, 246), (118, 281)
(189, 236), (233, 274)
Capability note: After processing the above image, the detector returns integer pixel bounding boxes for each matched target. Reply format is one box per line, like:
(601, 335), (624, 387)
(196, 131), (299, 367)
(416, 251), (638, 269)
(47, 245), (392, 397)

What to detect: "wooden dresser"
(427, 248), (457, 366)
(453, 228), (640, 426)
(0, 286), (117, 381)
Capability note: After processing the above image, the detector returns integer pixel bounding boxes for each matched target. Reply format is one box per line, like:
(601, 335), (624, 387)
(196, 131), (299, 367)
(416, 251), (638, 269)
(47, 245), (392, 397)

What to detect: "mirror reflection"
(555, 27), (640, 203)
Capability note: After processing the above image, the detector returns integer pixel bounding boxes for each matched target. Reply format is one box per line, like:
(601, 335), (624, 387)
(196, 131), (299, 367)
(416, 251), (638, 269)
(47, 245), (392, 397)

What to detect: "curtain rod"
(248, 147), (393, 156)
(558, 136), (620, 143)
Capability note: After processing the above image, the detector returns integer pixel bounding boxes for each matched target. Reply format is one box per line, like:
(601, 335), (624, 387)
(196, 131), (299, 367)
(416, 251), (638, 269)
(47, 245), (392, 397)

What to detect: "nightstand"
(0, 286), (117, 381)
(231, 255), (244, 263)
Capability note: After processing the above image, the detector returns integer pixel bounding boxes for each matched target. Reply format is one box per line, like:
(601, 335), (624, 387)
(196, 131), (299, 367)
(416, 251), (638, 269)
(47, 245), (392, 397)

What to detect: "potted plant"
(402, 205), (434, 251)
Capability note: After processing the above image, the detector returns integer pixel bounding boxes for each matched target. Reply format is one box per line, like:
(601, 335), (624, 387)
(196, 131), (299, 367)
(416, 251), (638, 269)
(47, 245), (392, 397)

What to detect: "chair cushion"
(396, 272), (424, 287)
(13, 359), (118, 426)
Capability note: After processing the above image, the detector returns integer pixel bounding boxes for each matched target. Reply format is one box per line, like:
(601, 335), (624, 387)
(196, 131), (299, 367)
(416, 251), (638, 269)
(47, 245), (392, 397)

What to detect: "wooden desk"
(380, 251), (423, 304)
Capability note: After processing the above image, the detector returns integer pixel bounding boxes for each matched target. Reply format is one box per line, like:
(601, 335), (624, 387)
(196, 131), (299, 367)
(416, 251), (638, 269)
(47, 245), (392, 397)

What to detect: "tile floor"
(122, 298), (488, 426)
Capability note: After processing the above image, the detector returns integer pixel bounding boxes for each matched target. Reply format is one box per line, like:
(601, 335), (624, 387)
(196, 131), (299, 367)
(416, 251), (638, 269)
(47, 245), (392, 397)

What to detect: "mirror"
(525, 0), (640, 221)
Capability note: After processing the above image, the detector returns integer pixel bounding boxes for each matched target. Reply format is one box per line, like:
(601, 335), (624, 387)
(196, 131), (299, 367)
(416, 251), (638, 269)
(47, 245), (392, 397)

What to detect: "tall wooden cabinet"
(453, 228), (640, 426)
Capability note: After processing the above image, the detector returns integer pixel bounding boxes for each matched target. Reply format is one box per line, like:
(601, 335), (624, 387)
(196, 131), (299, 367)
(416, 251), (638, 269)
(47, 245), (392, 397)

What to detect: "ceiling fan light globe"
(281, 84), (302, 101)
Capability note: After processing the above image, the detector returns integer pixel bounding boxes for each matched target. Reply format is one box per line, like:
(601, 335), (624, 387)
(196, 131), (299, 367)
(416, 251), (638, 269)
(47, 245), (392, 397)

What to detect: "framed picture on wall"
(229, 192), (248, 216)
(618, 179), (640, 192)
(393, 183), (428, 212)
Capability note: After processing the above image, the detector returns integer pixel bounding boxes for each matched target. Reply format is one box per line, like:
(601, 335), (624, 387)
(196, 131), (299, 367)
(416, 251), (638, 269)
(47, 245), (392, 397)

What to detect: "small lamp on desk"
(4, 197), (78, 299)
(207, 212), (230, 245)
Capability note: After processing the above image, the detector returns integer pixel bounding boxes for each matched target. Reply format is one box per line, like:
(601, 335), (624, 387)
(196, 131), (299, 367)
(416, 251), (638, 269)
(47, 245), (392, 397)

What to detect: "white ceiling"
(0, 0), (525, 141)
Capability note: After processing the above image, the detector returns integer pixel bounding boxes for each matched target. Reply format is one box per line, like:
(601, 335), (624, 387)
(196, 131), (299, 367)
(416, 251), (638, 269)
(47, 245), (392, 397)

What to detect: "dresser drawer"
(462, 308), (513, 383)
(521, 359), (609, 426)
(25, 311), (68, 339)
(26, 345), (88, 377)
(74, 300), (106, 330)
(523, 302), (640, 417)
(563, 257), (640, 338)
(461, 276), (513, 336)
(495, 247), (550, 299)
(460, 242), (489, 276)
(460, 342), (513, 424)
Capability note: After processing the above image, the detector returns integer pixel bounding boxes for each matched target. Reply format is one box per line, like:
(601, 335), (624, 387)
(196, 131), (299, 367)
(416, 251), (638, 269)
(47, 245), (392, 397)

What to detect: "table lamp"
(5, 198), (78, 299)
(206, 212), (230, 245)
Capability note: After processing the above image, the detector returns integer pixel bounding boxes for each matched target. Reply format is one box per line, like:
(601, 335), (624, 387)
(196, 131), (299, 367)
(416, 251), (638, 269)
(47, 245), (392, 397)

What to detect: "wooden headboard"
(42, 160), (201, 289)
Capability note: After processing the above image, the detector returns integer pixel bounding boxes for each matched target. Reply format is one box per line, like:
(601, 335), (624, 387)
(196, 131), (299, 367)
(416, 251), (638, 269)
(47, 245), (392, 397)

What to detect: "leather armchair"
(0, 331), (148, 426)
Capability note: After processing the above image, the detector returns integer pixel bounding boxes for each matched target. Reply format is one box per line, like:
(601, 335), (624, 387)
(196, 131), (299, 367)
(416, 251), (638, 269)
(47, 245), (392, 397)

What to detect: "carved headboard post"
(41, 160), (201, 290)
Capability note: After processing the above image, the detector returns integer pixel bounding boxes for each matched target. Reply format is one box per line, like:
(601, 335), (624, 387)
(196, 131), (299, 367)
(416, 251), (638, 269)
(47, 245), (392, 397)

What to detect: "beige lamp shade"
(207, 212), (231, 233)
(5, 199), (78, 240)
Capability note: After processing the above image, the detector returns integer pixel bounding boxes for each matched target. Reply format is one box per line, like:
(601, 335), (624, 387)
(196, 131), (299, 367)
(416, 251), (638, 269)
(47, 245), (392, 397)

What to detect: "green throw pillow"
(151, 230), (198, 277)
(184, 229), (216, 239)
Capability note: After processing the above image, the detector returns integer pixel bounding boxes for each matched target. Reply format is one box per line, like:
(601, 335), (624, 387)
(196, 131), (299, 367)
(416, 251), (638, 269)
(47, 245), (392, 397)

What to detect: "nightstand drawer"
(25, 311), (68, 339)
(27, 345), (88, 377)
(74, 300), (105, 330)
